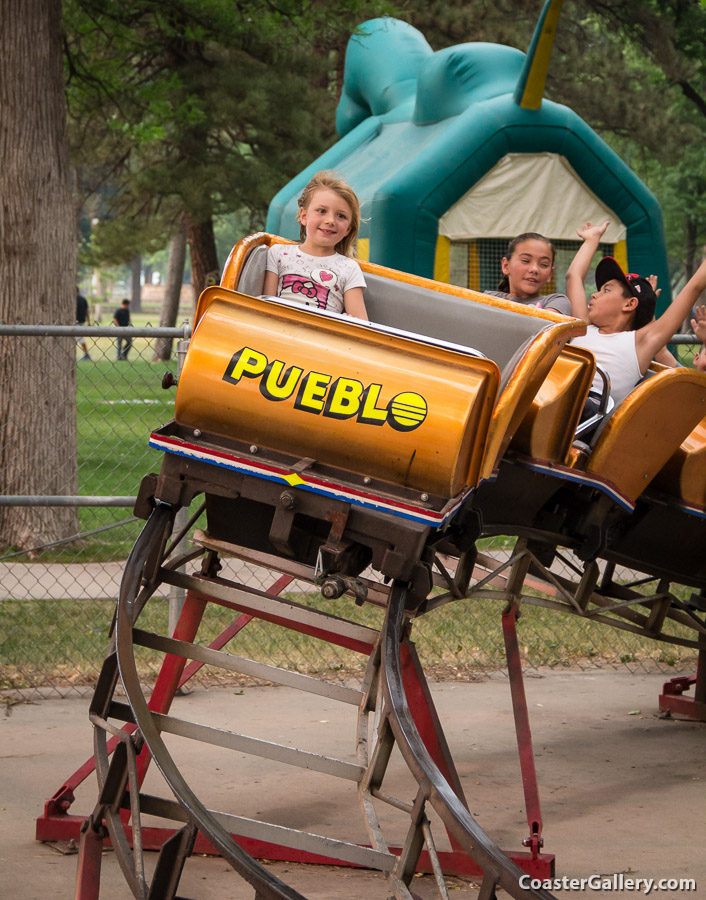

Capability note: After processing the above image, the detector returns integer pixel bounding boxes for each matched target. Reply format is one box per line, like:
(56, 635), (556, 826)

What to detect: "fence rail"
(670, 334), (702, 343)
(0, 323), (701, 699)
(0, 324), (191, 337)
(0, 323), (699, 341)
(0, 496), (136, 506)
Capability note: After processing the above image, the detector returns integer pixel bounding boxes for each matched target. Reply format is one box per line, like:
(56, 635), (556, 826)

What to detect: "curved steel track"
(82, 504), (559, 899)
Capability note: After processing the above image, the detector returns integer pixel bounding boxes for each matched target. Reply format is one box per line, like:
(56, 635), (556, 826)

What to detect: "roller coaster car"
(144, 232), (706, 601)
(143, 232), (585, 604)
(476, 360), (706, 585)
(604, 414), (706, 587)
(74, 234), (706, 900)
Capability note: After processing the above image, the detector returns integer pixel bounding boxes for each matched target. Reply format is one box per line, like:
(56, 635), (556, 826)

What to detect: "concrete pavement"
(1, 669), (704, 899)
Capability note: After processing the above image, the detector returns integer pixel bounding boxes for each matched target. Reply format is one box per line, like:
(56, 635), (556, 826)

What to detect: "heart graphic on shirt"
(313, 269), (335, 284)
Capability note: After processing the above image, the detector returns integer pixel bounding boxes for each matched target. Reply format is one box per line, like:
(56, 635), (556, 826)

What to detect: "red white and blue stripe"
(149, 432), (471, 527)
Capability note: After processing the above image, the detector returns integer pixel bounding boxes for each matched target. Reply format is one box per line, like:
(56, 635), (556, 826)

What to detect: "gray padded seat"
(237, 245), (268, 297)
(236, 248), (551, 389)
(362, 273), (549, 379)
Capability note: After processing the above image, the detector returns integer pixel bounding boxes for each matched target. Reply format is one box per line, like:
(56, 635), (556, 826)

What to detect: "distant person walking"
(112, 298), (132, 361)
(76, 288), (91, 361)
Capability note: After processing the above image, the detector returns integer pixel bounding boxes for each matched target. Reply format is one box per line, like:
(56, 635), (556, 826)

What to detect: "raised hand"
(576, 220), (610, 243)
(647, 274), (661, 299)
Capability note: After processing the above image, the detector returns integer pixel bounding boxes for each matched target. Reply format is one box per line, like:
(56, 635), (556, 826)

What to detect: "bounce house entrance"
(446, 238), (615, 295)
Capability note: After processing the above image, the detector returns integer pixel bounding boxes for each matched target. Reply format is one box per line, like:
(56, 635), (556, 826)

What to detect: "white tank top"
(572, 326), (643, 406)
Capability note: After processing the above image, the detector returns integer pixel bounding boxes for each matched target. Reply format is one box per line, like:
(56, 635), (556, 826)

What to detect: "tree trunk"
(152, 223), (187, 362)
(685, 215), (697, 283)
(0, 0), (79, 550)
(186, 216), (219, 305)
(130, 255), (142, 312)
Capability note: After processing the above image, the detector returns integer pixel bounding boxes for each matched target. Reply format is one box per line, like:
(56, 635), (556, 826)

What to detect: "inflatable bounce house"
(266, 0), (672, 305)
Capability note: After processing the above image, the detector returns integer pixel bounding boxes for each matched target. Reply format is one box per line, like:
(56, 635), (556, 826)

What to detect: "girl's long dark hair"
(497, 232), (556, 292)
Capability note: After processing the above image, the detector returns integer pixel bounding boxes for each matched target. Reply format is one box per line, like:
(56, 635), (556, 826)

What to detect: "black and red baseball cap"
(595, 257), (657, 329)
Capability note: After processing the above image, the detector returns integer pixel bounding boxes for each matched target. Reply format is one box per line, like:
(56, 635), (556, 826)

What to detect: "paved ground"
(1, 669), (704, 899)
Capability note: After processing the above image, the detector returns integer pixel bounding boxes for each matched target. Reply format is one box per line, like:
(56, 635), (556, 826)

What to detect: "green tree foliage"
(64, 0), (392, 293)
(582, 0), (706, 120)
(67, 0), (706, 281)
(399, 0), (706, 273)
(576, 0), (706, 276)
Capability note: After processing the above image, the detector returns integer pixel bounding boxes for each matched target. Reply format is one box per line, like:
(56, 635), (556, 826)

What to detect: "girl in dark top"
(484, 232), (571, 316)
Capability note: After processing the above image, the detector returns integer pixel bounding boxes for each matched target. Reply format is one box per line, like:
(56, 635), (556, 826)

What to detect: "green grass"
(71, 356), (177, 561)
(12, 345), (180, 563)
(2, 324), (703, 690)
(0, 589), (697, 693)
(0, 352), (175, 563)
(76, 358), (175, 493)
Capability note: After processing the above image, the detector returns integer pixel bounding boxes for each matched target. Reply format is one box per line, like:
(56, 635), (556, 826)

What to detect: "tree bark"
(685, 215), (697, 283)
(0, 0), (79, 550)
(130, 254), (142, 312)
(152, 223), (187, 362)
(186, 216), (219, 305)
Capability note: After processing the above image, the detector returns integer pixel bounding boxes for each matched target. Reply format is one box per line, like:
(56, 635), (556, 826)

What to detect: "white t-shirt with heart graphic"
(265, 245), (366, 314)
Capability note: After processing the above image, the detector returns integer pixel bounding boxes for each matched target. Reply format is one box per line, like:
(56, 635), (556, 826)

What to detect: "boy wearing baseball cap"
(566, 220), (706, 410)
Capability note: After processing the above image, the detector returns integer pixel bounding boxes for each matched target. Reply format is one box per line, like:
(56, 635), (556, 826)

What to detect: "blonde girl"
(263, 171), (367, 319)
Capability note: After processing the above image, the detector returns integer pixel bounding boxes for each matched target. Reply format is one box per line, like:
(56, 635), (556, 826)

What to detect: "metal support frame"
(493, 540), (545, 861)
(659, 638), (706, 721)
(34, 439), (706, 899)
(428, 543), (706, 653)
(502, 604), (544, 860)
(379, 582), (555, 900)
(74, 816), (107, 900)
(40, 518), (558, 898)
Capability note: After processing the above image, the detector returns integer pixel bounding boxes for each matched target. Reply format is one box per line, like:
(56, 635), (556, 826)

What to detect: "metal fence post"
(167, 338), (192, 638)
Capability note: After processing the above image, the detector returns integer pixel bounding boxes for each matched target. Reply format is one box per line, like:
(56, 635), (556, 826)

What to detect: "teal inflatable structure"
(266, 0), (671, 304)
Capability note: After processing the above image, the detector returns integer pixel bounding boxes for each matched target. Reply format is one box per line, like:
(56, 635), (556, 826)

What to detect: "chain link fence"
(0, 324), (702, 700)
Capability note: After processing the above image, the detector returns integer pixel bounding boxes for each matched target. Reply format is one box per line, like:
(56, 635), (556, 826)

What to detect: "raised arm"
(643, 275), (677, 366)
(565, 221), (610, 322)
(637, 258), (706, 364)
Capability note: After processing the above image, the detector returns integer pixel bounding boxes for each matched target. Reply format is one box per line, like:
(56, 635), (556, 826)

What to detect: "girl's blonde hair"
(296, 170), (361, 257)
